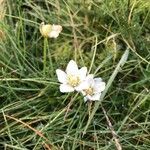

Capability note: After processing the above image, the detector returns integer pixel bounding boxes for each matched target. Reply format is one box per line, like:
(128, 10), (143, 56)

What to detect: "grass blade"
(83, 48), (129, 134)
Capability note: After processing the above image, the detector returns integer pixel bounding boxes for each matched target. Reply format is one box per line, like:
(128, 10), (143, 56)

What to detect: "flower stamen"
(84, 87), (94, 96)
(67, 75), (80, 87)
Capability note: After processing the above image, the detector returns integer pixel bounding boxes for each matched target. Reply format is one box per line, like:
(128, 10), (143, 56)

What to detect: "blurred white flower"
(81, 75), (106, 102)
(56, 60), (87, 93)
(40, 22), (62, 38)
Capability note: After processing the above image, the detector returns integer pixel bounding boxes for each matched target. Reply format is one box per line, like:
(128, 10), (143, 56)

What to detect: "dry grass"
(0, 0), (6, 40)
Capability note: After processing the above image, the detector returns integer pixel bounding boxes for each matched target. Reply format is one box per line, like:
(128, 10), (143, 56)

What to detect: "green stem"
(47, 40), (54, 77)
(43, 38), (47, 75)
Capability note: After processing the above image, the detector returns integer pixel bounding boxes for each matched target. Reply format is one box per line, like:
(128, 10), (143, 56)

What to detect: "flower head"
(81, 75), (106, 102)
(56, 60), (87, 93)
(40, 22), (62, 38)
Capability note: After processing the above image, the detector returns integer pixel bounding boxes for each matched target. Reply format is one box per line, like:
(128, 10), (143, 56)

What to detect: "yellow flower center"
(67, 75), (80, 87)
(84, 87), (94, 96)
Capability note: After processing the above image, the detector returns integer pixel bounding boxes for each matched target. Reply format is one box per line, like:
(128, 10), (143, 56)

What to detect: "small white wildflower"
(56, 60), (87, 93)
(81, 75), (106, 102)
(40, 22), (62, 38)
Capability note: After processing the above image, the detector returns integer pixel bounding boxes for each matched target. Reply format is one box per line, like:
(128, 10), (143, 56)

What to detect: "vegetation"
(0, 0), (150, 149)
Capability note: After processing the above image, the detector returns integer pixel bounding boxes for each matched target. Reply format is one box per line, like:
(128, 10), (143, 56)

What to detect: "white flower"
(56, 60), (87, 93)
(40, 22), (62, 38)
(81, 75), (106, 102)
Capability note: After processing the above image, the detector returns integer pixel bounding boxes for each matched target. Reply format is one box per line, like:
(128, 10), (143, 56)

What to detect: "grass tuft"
(0, 0), (150, 149)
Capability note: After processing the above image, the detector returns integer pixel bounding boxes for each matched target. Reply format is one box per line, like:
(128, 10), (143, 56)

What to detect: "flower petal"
(52, 25), (62, 32)
(89, 93), (101, 101)
(83, 95), (93, 102)
(66, 60), (78, 75)
(75, 81), (89, 91)
(49, 31), (59, 38)
(86, 74), (94, 80)
(94, 77), (102, 83)
(59, 84), (74, 93)
(93, 81), (106, 93)
(56, 69), (67, 83)
(78, 67), (87, 81)
(85, 74), (94, 86)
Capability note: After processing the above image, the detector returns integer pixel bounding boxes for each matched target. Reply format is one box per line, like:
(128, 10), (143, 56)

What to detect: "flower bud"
(40, 22), (62, 38)
(40, 22), (52, 38)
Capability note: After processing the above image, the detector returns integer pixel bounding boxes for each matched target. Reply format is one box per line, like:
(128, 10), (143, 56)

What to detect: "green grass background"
(0, 0), (150, 149)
